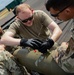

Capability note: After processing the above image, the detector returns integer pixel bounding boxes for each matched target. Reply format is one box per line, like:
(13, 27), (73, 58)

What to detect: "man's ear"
(65, 8), (71, 14)
(15, 16), (19, 20)
(31, 9), (34, 13)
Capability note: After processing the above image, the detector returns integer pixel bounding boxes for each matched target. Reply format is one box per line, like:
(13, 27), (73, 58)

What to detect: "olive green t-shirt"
(7, 10), (53, 41)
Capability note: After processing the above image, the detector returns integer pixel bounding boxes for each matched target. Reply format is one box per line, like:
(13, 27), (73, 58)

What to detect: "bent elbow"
(60, 29), (62, 35)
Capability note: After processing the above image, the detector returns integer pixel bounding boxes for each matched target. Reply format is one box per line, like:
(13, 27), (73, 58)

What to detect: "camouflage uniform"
(0, 50), (24, 75)
(55, 23), (74, 73)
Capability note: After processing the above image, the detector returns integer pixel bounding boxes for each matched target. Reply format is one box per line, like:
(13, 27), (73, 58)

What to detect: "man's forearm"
(48, 21), (62, 42)
(51, 27), (62, 42)
(1, 36), (21, 46)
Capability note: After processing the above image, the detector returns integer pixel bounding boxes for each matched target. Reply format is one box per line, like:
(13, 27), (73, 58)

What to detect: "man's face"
(18, 8), (34, 26)
(49, 7), (73, 21)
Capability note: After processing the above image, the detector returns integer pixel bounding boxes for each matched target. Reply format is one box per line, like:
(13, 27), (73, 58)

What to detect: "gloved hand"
(38, 39), (54, 53)
(20, 38), (43, 49)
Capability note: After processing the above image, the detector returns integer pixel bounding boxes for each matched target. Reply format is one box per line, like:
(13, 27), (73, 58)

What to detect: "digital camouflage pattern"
(0, 50), (24, 75)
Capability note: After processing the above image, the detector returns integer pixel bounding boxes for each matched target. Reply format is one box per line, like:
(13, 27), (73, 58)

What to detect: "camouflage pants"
(0, 50), (24, 75)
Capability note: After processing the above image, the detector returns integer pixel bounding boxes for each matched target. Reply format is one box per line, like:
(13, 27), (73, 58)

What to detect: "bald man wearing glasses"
(1, 3), (62, 53)
(0, 3), (62, 75)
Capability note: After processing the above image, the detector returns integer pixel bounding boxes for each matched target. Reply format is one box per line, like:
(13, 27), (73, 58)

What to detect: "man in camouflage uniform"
(45, 0), (74, 74)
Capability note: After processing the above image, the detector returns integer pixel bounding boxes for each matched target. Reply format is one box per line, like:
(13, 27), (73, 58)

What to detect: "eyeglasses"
(19, 15), (33, 23)
(51, 4), (72, 17)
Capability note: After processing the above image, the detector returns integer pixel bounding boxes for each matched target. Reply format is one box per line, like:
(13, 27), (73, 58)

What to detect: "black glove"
(38, 39), (54, 53)
(20, 38), (43, 49)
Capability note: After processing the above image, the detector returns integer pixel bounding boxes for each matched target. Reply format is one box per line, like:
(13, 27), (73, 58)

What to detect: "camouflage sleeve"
(0, 64), (10, 75)
(0, 50), (23, 75)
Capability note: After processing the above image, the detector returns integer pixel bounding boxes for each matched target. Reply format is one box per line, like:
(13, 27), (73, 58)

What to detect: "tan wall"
(0, 8), (9, 19)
